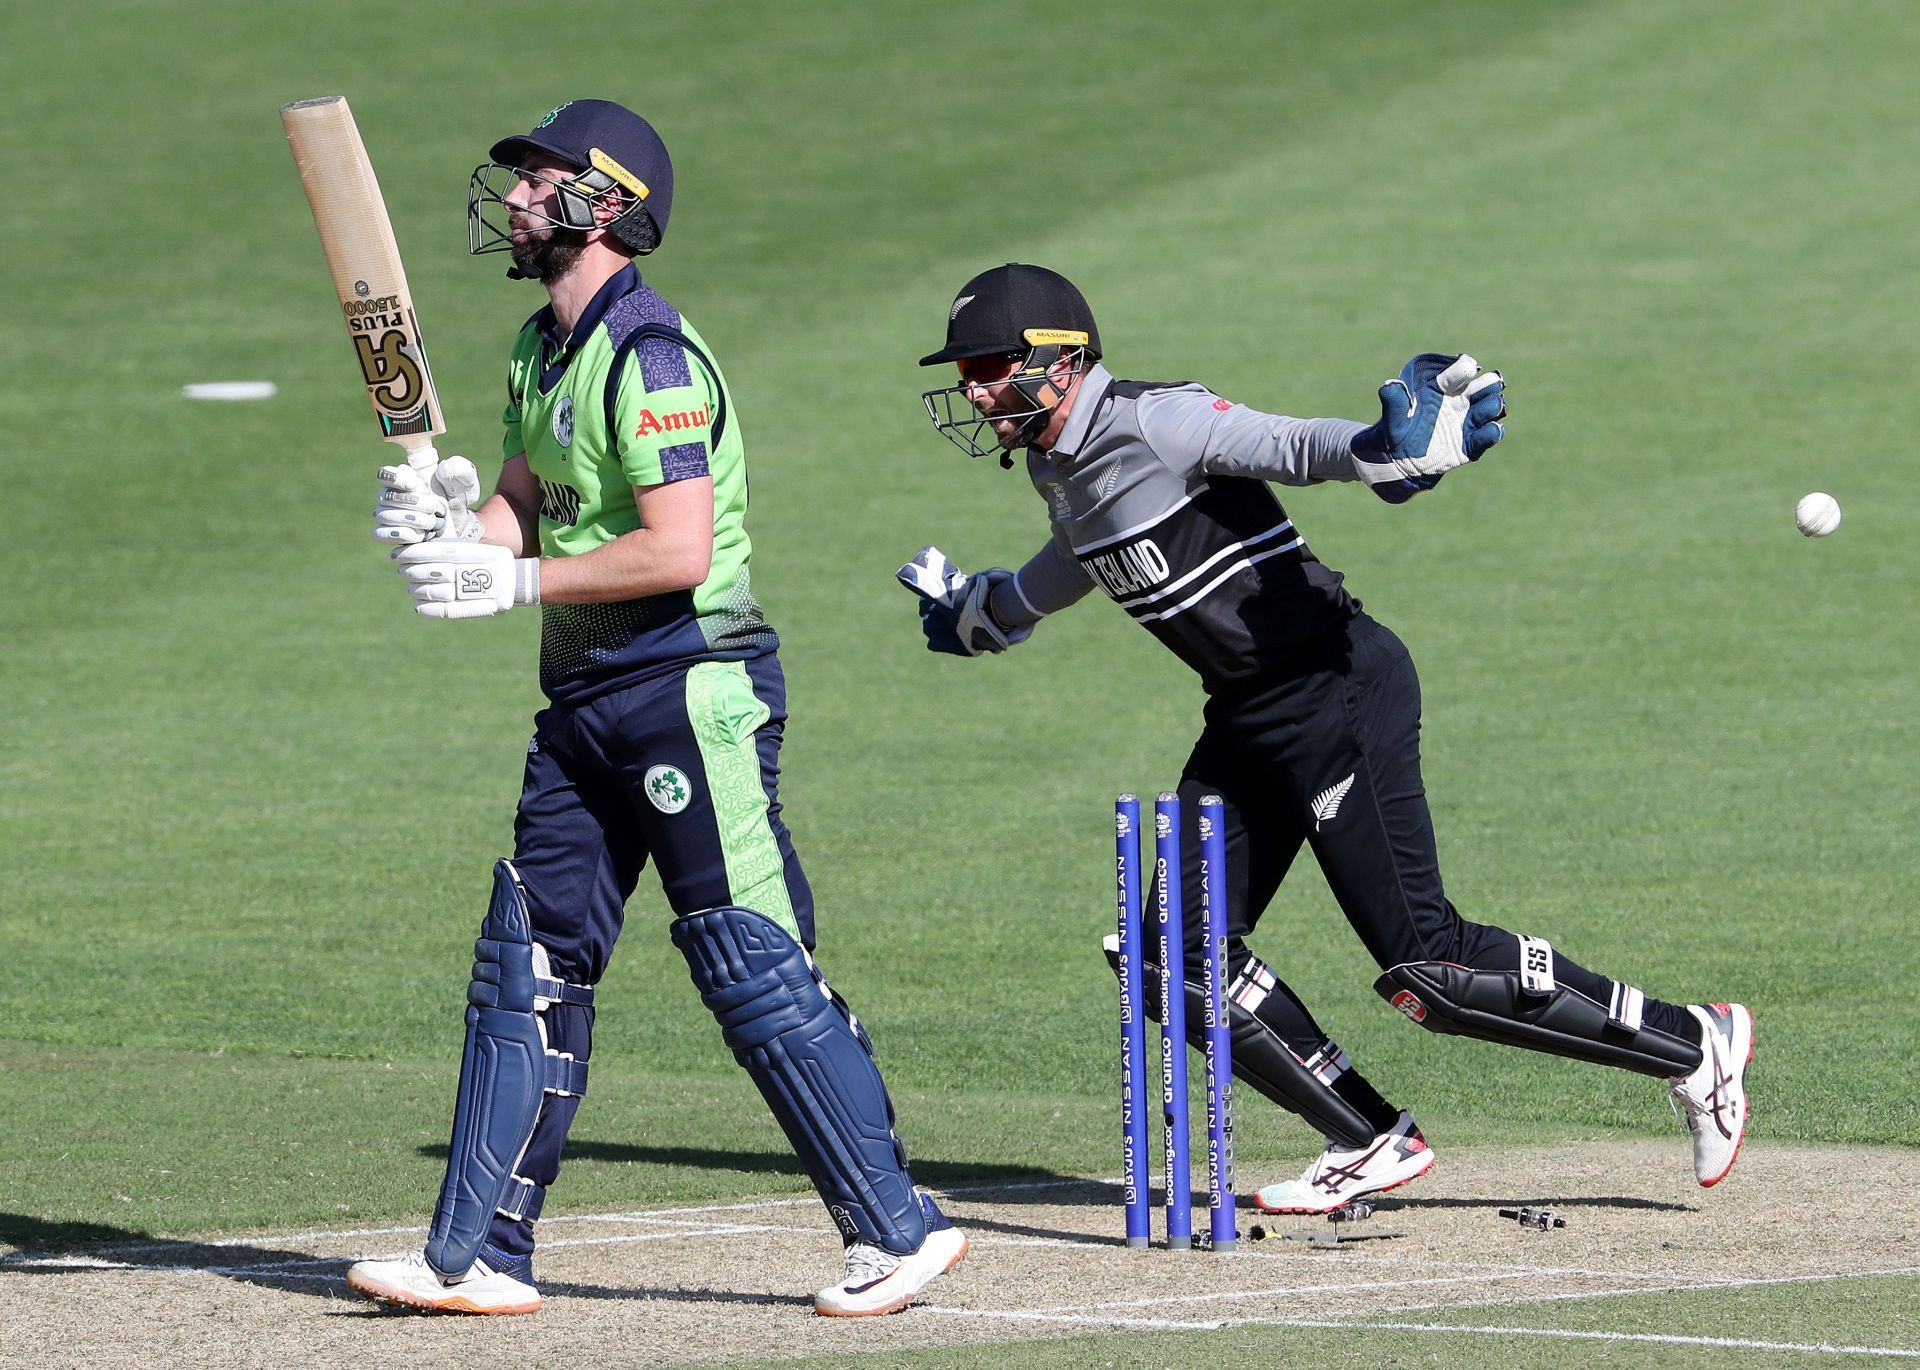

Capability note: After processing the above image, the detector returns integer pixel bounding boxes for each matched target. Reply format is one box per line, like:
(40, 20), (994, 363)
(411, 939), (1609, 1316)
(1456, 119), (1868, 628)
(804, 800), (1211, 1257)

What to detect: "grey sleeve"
(1136, 386), (1371, 485)
(988, 535), (1095, 629)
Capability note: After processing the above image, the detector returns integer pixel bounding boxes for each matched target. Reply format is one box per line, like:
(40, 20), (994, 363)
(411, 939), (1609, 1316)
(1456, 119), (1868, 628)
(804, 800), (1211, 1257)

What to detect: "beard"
(508, 223), (589, 282)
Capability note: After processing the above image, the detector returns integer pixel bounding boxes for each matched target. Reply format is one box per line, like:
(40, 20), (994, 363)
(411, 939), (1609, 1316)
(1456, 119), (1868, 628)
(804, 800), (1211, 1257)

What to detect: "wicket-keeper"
(902, 263), (1754, 1213)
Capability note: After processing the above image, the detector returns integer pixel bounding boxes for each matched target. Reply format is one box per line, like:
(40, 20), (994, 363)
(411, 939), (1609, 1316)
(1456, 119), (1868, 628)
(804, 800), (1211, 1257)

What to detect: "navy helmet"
(469, 99), (673, 260)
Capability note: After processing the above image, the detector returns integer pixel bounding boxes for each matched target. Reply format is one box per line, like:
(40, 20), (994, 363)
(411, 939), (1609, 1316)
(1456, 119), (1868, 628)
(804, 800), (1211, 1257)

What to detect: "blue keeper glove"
(1351, 353), (1506, 503)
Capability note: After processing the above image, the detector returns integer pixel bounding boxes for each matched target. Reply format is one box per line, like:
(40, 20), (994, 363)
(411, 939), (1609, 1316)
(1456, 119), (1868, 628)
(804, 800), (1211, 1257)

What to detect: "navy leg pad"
(426, 860), (594, 1278)
(671, 905), (927, 1256)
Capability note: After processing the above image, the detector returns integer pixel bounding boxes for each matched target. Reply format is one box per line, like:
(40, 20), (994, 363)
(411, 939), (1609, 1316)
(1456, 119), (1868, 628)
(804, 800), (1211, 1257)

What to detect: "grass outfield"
(3, 0), (1916, 1356)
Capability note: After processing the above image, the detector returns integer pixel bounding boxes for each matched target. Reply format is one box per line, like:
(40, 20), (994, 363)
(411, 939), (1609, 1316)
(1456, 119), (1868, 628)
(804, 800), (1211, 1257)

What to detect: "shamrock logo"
(644, 764), (692, 814)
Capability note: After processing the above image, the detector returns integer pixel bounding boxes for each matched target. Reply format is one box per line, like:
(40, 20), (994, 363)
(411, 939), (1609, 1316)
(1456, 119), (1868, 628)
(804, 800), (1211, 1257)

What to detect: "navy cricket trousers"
(1173, 613), (1690, 1064)
(487, 652), (814, 1260)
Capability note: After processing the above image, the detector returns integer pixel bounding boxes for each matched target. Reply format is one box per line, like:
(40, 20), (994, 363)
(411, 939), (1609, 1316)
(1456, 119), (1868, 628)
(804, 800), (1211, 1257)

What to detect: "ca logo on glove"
(458, 568), (494, 596)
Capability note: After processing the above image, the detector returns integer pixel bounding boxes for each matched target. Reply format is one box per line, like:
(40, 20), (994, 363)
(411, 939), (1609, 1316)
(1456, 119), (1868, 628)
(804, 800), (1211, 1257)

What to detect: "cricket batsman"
(344, 100), (966, 1316)
(900, 263), (1754, 1212)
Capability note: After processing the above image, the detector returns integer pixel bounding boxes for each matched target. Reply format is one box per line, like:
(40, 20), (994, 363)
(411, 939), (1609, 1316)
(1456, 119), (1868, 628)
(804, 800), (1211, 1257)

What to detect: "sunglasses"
(955, 351), (1026, 385)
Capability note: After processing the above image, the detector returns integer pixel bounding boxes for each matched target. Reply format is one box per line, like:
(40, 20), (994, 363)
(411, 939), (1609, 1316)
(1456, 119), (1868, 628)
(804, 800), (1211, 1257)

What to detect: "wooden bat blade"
(281, 95), (443, 459)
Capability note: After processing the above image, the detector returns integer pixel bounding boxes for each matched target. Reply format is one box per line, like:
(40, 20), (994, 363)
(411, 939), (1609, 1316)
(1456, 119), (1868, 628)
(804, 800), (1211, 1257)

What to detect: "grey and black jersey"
(998, 365), (1373, 693)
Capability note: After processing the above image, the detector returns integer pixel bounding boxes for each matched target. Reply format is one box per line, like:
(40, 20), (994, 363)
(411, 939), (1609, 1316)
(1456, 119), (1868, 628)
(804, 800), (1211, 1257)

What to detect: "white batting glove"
(374, 457), (485, 546)
(394, 541), (540, 620)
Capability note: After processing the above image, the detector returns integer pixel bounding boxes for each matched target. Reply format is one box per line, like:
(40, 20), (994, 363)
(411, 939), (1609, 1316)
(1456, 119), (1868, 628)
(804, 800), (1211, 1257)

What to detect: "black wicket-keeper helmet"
(468, 99), (673, 262)
(920, 263), (1101, 466)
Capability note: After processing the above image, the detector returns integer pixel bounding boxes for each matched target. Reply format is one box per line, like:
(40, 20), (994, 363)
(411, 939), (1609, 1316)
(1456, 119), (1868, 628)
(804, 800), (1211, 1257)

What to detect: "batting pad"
(672, 905), (927, 1255)
(426, 860), (593, 1278)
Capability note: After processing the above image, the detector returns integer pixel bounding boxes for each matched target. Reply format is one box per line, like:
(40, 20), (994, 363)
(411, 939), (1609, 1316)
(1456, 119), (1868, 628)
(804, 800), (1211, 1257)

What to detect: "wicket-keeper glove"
(1351, 353), (1506, 503)
(895, 546), (1033, 656)
(373, 457), (485, 546)
(394, 540), (539, 620)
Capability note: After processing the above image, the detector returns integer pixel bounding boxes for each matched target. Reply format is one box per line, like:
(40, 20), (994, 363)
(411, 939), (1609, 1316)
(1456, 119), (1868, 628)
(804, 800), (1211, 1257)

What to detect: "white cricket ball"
(1795, 492), (1842, 538)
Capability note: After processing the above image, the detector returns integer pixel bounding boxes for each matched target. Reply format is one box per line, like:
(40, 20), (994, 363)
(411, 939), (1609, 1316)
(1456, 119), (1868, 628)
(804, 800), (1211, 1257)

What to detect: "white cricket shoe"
(1670, 1002), (1754, 1187)
(1254, 1110), (1435, 1215)
(346, 1248), (542, 1315)
(814, 1193), (968, 1317)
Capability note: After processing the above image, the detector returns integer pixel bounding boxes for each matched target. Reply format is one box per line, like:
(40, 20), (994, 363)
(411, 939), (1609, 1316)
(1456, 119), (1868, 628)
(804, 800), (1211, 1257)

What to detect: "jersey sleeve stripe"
(659, 441), (709, 481)
(638, 333), (693, 392)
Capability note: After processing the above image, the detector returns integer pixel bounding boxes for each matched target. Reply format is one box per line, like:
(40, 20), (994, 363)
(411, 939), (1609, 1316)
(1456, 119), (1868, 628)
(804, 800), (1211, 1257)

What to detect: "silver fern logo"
(1311, 773), (1355, 830)
(949, 294), (975, 320)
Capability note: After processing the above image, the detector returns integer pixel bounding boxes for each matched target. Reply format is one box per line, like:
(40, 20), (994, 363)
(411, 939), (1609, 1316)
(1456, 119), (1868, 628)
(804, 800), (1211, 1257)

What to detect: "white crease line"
(603, 1214), (814, 1232)
(929, 1307), (1224, 1331)
(1272, 1319), (1920, 1360)
(1022, 1269), (1540, 1315)
(14, 1226), (1106, 1281)
(923, 1258), (1920, 1338)
(1187, 1242), (1677, 1280)
(1341, 1263), (1920, 1320)
(14, 1223), (815, 1277)
(0, 1176), (1104, 1265)
(537, 1224), (818, 1251)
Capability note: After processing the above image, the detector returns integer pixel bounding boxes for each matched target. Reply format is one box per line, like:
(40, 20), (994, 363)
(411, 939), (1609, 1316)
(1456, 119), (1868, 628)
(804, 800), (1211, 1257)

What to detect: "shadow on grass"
(417, 1140), (1104, 1202)
(1374, 1194), (1695, 1213)
(0, 1212), (343, 1303)
(544, 1280), (816, 1307)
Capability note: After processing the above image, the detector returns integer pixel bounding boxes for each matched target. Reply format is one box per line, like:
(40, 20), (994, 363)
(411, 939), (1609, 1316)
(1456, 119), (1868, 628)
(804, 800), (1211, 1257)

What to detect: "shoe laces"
(841, 1243), (900, 1287)
(1670, 1061), (1728, 1134)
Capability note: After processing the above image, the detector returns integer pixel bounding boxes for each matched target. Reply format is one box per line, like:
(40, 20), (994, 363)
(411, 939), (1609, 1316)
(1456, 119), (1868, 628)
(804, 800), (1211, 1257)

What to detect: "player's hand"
(896, 547), (1032, 656)
(374, 457), (485, 546)
(1351, 354), (1505, 503)
(394, 540), (540, 620)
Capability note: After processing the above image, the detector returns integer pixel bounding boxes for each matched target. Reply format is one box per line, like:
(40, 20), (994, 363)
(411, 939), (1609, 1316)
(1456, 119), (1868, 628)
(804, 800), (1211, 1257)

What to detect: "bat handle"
(403, 439), (439, 477)
(399, 440), (475, 537)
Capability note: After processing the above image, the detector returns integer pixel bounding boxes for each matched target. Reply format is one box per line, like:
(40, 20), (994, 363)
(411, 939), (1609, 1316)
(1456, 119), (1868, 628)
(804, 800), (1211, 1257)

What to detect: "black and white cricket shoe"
(1253, 1110), (1435, 1215)
(1670, 1002), (1754, 1187)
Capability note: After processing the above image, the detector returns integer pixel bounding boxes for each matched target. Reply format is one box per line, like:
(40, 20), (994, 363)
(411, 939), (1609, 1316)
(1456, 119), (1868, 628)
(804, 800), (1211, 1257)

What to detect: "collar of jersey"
(533, 263), (645, 389)
(1044, 362), (1112, 460)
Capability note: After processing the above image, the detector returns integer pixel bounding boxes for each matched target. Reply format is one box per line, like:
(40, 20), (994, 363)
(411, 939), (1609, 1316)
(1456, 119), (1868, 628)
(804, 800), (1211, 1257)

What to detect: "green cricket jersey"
(501, 264), (775, 703)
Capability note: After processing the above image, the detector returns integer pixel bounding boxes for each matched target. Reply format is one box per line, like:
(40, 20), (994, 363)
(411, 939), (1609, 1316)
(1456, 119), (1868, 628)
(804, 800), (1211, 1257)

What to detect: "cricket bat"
(281, 96), (445, 476)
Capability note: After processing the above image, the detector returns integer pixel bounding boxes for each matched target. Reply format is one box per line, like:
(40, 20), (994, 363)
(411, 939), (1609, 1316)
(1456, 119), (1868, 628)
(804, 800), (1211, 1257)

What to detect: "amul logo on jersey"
(633, 404), (710, 437)
(1084, 538), (1170, 598)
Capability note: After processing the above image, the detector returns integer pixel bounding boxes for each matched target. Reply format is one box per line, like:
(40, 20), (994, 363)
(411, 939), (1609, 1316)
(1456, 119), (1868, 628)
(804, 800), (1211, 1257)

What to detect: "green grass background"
(2, 0), (1916, 1359)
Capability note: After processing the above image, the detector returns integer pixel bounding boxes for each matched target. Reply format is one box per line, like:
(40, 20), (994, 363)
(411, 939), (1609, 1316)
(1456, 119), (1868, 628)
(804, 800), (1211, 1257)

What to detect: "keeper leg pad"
(671, 905), (926, 1256)
(425, 860), (594, 1278)
(1376, 936), (1697, 1078)
(1102, 937), (1376, 1149)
